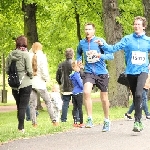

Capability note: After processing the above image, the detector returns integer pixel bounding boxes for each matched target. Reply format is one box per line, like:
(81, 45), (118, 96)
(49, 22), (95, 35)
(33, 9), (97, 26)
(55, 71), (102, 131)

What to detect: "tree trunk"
(22, 1), (38, 49)
(143, 0), (150, 36)
(22, 1), (43, 110)
(72, 0), (82, 42)
(143, 0), (150, 100)
(75, 12), (82, 41)
(102, 0), (129, 107)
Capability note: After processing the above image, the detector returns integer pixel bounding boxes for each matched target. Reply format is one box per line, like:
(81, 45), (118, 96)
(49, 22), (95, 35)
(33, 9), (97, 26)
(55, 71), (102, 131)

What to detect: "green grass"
(0, 92), (150, 144)
(0, 101), (130, 144)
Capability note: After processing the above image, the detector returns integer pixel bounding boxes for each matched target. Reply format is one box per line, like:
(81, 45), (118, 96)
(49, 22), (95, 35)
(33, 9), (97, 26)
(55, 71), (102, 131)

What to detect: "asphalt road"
(0, 119), (150, 150)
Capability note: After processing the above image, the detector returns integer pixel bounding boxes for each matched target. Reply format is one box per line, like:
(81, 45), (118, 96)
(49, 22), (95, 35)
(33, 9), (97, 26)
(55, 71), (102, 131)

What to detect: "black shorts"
(82, 72), (109, 92)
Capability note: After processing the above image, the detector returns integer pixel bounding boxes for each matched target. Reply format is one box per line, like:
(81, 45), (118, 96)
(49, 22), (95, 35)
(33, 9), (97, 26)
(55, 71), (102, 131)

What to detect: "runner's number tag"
(86, 50), (100, 63)
(131, 51), (146, 65)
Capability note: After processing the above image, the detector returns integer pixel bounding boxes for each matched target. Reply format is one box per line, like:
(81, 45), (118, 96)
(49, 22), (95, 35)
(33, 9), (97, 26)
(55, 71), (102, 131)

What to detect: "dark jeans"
(61, 94), (72, 122)
(12, 85), (32, 130)
(127, 89), (149, 116)
(127, 73), (148, 122)
(72, 93), (83, 124)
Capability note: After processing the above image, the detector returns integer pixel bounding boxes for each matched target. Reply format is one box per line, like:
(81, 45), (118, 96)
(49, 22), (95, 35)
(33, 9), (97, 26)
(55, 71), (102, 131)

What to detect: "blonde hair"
(32, 42), (43, 76)
(52, 84), (60, 92)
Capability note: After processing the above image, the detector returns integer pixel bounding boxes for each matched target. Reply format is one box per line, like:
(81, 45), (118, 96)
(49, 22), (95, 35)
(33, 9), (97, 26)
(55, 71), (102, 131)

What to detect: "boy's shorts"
(82, 72), (109, 92)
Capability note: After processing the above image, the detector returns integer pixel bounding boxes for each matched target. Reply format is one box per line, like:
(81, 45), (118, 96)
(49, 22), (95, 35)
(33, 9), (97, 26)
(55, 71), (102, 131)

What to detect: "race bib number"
(86, 50), (99, 63)
(131, 51), (146, 65)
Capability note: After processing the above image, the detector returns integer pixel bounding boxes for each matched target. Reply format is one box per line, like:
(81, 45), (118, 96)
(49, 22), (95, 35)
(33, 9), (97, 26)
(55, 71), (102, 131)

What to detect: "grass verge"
(1, 92), (149, 144)
(0, 101), (130, 144)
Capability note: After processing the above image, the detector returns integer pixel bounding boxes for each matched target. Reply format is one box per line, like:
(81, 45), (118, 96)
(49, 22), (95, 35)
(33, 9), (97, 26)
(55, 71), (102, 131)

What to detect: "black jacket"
(56, 59), (73, 92)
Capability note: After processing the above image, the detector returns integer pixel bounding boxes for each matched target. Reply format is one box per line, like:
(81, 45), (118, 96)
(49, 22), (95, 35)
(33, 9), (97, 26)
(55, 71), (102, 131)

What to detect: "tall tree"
(22, 0), (43, 109)
(143, 0), (150, 99)
(102, 0), (129, 107)
(22, 0), (38, 49)
(142, 0), (150, 36)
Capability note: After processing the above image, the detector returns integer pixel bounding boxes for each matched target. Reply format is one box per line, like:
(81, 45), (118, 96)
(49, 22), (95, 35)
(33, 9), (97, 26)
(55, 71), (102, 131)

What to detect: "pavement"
(0, 104), (150, 150)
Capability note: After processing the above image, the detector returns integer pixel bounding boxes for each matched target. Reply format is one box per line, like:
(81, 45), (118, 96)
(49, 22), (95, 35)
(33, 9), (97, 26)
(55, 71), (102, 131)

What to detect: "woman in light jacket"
(29, 42), (53, 127)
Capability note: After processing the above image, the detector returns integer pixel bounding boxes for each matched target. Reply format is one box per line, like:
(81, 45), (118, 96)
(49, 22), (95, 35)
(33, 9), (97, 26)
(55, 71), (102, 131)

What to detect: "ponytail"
(32, 53), (37, 76)
(31, 42), (42, 76)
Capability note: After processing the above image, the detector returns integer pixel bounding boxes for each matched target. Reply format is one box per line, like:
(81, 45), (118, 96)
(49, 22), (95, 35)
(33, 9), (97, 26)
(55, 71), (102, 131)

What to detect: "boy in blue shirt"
(70, 61), (84, 127)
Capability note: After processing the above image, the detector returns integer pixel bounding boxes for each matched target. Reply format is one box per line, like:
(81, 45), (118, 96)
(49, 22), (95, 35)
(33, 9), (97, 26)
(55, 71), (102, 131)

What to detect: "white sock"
(88, 116), (92, 120)
(104, 118), (109, 122)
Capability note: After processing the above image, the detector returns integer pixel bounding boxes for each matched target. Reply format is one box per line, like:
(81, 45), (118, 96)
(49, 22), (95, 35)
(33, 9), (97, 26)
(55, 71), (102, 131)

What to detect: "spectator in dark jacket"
(56, 48), (74, 122)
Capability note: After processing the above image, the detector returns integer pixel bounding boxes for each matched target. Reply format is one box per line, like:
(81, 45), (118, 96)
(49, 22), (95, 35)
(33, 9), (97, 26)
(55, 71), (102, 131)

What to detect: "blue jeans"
(26, 104), (39, 121)
(127, 89), (149, 116)
(26, 104), (31, 121)
(61, 95), (72, 122)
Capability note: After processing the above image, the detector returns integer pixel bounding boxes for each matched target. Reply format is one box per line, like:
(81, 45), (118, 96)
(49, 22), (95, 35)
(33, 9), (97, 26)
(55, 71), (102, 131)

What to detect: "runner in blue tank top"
(96, 16), (150, 132)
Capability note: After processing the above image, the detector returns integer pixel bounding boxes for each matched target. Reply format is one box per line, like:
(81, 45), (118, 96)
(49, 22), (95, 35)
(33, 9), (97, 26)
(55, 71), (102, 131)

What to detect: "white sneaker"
(18, 129), (25, 133)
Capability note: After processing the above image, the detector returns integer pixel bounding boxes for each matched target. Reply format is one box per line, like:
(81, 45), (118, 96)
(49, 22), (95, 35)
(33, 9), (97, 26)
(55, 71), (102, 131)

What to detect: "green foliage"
(0, 0), (144, 78)
(0, 1), (24, 56)
(117, 0), (143, 35)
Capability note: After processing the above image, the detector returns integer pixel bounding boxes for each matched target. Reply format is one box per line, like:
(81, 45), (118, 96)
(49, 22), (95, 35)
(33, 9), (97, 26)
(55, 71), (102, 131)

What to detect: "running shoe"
(133, 122), (140, 132)
(102, 120), (110, 132)
(18, 129), (25, 133)
(85, 117), (93, 128)
(139, 122), (144, 131)
(124, 113), (133, 120)
(146, 113), (150, 119)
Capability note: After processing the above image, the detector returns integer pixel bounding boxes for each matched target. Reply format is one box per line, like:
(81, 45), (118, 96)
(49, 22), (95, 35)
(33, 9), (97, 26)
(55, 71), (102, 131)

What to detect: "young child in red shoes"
(70, 61), (84, 128)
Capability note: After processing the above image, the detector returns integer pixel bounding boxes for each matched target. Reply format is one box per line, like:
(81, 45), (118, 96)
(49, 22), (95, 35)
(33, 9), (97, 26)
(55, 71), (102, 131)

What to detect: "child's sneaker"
(102, 120), (110, 132)
(53, 122), (59, 126)
(52, 120), (59, 126)
(78, 124), (85, 128)
(133, 122), (140, 132)
(85, 117), (93, 128)
(124, 113), (133, 120)
(32, 124), (38, 128)
(73, 123), (79, 127)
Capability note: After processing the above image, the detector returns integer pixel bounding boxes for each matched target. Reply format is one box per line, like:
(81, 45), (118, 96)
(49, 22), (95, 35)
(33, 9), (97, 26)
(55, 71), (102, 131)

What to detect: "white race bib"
(86, 50), (99, 63)
(131, 51), (146, 65)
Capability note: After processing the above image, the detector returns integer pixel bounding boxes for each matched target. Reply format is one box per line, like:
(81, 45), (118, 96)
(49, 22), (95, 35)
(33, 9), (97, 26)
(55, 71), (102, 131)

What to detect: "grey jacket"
(6, 49), (33, 89)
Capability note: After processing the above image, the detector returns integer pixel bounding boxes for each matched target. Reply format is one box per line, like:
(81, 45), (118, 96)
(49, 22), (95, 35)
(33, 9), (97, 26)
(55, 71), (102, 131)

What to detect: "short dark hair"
(85, 23), (95, 29)
(15, 35), (27, 49)
(65, 48), (74, 59)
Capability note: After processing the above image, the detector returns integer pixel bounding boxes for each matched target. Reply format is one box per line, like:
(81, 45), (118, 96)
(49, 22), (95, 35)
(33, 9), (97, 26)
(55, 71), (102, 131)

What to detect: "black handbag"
(117, 72), (129, 87)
